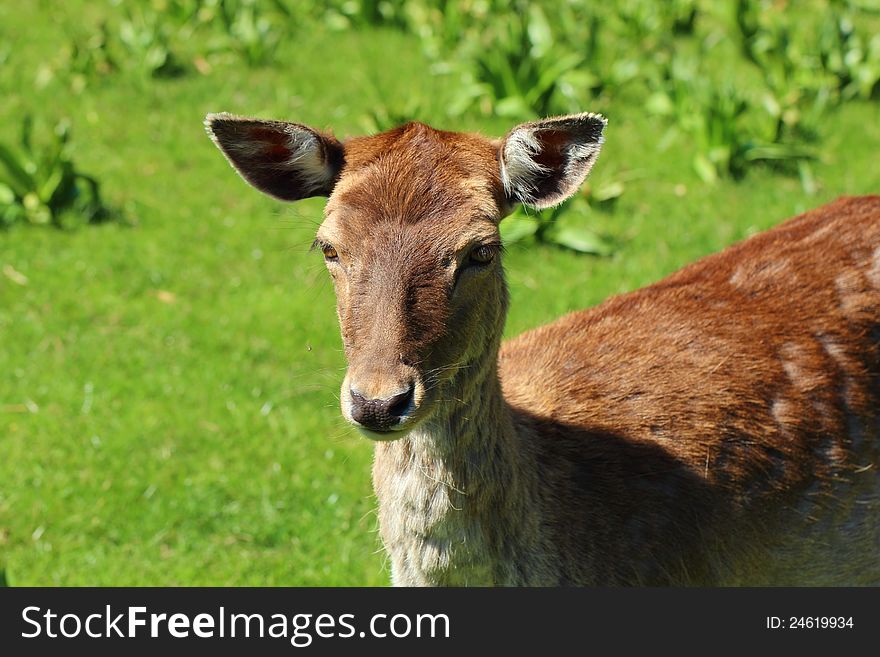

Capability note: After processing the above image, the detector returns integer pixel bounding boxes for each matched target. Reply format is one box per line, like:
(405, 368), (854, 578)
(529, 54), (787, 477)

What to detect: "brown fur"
(206, 114), (880, 586)
(499, 196), (880, 584)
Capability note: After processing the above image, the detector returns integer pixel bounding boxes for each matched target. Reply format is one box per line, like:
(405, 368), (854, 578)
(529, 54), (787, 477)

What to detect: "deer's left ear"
(205, 113), (344, 202)
(499, 113), (606, 210)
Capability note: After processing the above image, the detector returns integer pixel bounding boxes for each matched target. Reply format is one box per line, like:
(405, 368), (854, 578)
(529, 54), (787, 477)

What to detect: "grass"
(0, 1), (878, 585)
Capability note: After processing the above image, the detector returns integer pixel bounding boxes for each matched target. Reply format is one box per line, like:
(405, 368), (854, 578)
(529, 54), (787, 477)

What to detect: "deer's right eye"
(469, 244), (497, 265)
(465, 243), (501, 268)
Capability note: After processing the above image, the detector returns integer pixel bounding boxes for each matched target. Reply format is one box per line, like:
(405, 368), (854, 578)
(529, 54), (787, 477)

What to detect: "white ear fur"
(500, 112), (606, 210)
(501, 129), (551, 200)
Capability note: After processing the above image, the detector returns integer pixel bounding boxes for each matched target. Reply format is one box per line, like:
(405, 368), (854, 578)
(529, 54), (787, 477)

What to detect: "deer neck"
(371, 346), (544, 586)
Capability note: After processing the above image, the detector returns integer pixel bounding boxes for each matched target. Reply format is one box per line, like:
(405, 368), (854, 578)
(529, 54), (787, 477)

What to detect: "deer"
(205, 111), (880, 586)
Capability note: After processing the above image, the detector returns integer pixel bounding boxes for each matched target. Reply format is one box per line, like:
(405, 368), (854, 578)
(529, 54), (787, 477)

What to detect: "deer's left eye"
(322, 244), (339, 261)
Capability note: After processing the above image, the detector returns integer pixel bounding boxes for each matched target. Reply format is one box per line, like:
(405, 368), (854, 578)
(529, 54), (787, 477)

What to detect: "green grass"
(0, 1), (878, 585)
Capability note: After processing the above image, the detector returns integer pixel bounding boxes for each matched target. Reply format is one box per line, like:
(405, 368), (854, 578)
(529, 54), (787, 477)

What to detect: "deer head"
(206, 113), (606, 439)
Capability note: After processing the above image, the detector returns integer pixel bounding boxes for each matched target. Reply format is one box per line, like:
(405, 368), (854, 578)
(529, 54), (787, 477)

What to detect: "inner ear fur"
(500, 112), (606, 210)
(205, 113), (345, 201)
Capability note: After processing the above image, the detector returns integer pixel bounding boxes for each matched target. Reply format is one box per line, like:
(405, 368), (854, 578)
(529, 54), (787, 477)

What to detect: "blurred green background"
(0, 0), (878, 585)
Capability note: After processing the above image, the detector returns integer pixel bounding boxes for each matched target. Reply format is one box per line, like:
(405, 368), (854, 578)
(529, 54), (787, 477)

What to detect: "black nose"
(349, 385), (414, 432)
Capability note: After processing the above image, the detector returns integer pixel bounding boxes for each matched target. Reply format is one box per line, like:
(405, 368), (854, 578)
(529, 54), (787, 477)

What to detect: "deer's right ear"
(204, 113), (344, 201)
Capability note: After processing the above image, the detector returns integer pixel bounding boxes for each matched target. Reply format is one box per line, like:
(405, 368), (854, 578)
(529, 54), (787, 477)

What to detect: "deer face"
(206, 113), (605, 439)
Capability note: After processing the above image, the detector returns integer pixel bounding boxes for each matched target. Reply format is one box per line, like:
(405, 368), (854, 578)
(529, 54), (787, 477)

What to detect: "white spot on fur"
(819, 334), (849, 367)
(729, 259), (790, 287)
(805, 222), (836, 242)
(780, 342), (808, 388)
(868, 245), (880, 288)
(834, 269), (876, 317)
(771, 396), (794, 428)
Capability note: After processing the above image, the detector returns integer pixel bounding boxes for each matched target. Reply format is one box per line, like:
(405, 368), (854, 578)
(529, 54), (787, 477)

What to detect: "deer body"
(207, 113), (880, 585)
(375, 196), (880, 586)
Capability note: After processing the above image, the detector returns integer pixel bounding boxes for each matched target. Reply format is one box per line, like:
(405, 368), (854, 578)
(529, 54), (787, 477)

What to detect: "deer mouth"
(352, 425), (413, 442)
